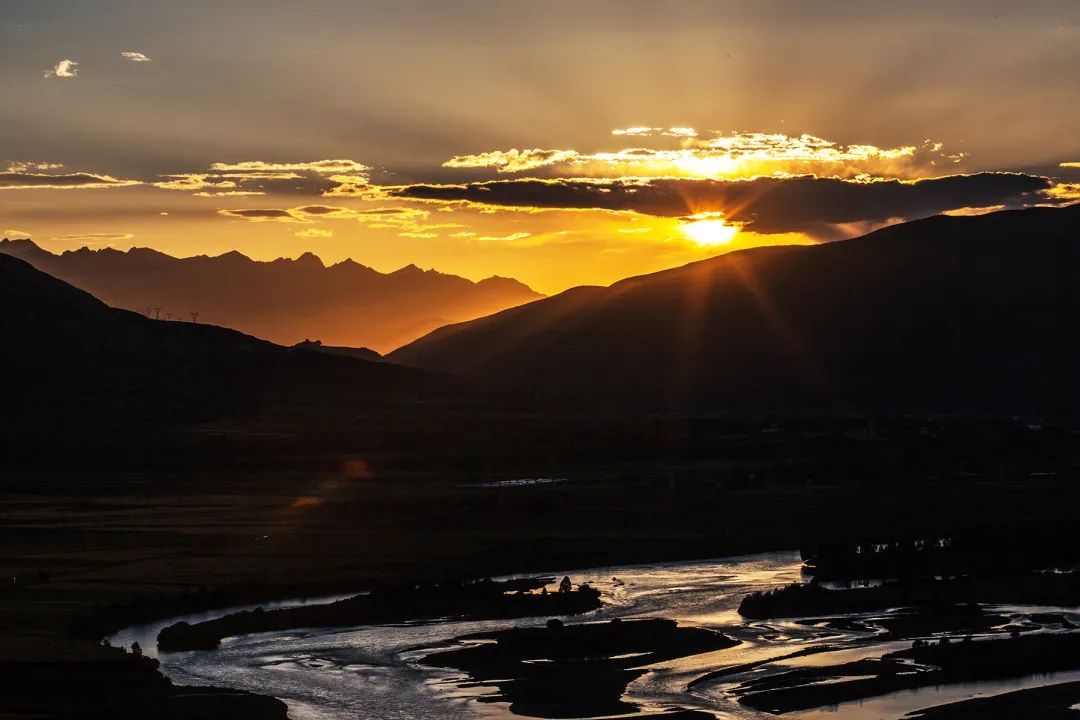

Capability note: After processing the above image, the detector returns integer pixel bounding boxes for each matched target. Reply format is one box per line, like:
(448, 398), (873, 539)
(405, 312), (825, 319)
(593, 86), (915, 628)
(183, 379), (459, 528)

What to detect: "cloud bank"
(393, 173), (1051, 237)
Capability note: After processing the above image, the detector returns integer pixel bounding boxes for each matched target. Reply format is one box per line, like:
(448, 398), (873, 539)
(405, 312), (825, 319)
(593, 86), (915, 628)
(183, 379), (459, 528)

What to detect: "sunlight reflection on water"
(112, 552), (1080, 720)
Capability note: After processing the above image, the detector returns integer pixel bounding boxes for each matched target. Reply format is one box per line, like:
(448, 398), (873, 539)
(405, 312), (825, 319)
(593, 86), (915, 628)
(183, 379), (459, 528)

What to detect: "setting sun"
(681, 214), (739, 246)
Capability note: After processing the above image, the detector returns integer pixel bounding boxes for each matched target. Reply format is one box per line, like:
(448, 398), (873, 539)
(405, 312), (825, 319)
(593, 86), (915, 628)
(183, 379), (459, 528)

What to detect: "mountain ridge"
(0, 252), (449, 423)
(389, 205), (1080, 414)
(0, 239), (543, 352)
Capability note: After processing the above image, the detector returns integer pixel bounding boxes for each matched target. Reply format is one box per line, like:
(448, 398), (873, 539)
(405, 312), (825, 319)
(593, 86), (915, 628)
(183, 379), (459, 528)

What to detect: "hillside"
(390, 205), (1080, 414)
(0, 253), (447, 423)
(0, 240), (542, 353)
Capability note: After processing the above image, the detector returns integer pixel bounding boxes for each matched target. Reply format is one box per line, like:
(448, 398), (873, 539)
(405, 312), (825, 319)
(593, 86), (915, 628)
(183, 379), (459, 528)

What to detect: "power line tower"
(190, 312), (199, 323)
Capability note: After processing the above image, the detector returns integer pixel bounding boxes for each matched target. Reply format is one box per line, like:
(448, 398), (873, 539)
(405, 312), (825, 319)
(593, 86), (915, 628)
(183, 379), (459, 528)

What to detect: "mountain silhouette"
(0, 240), (541, 353)
(0, 253), (446, 423)
(390, 205), (1080, 414)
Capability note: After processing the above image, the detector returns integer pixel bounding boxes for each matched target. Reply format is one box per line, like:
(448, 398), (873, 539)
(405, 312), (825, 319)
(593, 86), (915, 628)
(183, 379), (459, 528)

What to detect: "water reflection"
(113, 552), (1079, 720)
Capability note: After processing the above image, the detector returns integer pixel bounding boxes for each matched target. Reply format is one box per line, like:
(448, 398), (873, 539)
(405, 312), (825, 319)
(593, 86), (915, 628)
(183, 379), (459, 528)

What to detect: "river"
(108, 551), (1080, 720)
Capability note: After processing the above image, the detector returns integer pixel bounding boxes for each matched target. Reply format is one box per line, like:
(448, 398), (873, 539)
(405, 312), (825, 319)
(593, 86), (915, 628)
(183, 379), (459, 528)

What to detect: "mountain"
(390, 205), (1080, 414)
(0, 241), (542, 353)
(0, 253), (446, 423)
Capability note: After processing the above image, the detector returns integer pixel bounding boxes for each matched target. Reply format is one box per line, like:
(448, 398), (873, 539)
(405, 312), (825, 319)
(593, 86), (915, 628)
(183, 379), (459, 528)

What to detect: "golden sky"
(2, 1), (1080, 293)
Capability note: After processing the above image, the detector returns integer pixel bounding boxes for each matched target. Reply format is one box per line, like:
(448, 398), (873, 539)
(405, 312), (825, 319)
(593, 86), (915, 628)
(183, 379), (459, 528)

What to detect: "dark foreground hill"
(0, 239), (541, 352)
(0, 253), (448, 424)
(390, 205), (1080, 415)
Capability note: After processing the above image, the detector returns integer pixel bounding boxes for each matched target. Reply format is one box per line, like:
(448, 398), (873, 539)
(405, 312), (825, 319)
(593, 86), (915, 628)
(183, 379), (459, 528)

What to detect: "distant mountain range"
(0, 240), (542, 353)
(390, 205), (1080, 414)
(0, 253), (447, 423)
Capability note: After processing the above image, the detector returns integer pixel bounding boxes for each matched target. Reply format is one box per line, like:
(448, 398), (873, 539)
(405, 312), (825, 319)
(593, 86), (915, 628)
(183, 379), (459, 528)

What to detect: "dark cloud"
(392, 173), (1052, 236)
(294, 205), (340, 215)
(219, 208), (295, 219)
(0, 172), (139, 190)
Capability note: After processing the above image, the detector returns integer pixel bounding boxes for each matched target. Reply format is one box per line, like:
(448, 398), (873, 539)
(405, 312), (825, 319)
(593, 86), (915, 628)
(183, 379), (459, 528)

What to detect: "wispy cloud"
(209, 160), (369, 175)
(442, 131), (963, 180)
(444, 149), (579, 173)
(43, 59), (79, 79)
(477, 232), (532, 242)
(193, 190), (264, 197)
(57, 232), (134, 245)
(612, 126), (698, 137)
(155, 160), (370, 197)
(295, 228), (333, 238)
(7, 161), (64, 172)
(121, 51), (152, 63)
(0, 171), (140, 190)
(214, 203), (463, 238)
(218, 208), (302, 222)
(154, 173), (240, 191)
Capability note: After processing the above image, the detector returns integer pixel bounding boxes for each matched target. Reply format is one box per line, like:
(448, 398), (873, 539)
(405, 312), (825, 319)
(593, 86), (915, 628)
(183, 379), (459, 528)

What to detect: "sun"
(681, 214), (738, 247)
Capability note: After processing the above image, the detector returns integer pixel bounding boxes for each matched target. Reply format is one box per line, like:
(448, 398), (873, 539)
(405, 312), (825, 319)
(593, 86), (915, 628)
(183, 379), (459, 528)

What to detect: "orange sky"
(3, 2), (1080, 293)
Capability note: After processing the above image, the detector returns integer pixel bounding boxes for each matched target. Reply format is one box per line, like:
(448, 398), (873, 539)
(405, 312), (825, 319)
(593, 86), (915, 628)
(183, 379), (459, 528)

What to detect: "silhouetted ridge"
(0, 254), (446, 422)
(0, 239), (542, 352)
(390, 205), (1080, 414)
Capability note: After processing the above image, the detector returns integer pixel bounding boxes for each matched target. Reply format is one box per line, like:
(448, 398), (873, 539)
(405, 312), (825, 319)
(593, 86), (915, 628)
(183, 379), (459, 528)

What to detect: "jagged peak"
(214, 249), (253, 263)
(0, 236), (40, 248)
(295, 251), (324, 267)
(329, 258), (376, 272)
(0, 237), (45, 259)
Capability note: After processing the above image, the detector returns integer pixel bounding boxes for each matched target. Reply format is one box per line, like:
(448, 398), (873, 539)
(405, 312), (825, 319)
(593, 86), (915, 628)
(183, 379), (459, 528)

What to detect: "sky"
(1, 0), (1079, 293)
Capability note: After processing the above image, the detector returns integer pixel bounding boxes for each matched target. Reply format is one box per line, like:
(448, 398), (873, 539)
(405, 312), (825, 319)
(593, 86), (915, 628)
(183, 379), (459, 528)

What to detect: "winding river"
(109, 551), (1080, 720)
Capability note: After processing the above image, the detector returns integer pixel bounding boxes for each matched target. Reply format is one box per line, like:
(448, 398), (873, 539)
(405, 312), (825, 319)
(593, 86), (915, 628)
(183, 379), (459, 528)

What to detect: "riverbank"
(3, 457), (1080, 718)
(1, 651), (288, 720)
(157, 578), (602, 651)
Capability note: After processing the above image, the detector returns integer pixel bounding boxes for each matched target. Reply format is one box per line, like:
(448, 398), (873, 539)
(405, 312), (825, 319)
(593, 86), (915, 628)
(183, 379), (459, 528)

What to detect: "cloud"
(155, 161), (369, 197)
(295, 228), (333, 238)
(1045, 183), (1080, 202)
(214, 203), (458, 236)
(193, 190), (265, 197)
(0, 171), (141, 190)
(392, 172), (1051, 237)
(1061, 162), (1080, 169)
(3, 229), (32, 239)
(323, 174), (375, 197)
(444, 149), (579, 173)
(441, 132), (963, 180)
(57, 232), (134, 244)
(154, 173), (239, 191)
(121, 51), (152, 63)
(6, 161), (64, 172)
(478, 232), (532, 242)
(294, 204), (360, 218)
(612, 126), (698, 137)
(44, 59), (78, 78)
(209, 159), (369, 175)
(218, 208), (302, 222)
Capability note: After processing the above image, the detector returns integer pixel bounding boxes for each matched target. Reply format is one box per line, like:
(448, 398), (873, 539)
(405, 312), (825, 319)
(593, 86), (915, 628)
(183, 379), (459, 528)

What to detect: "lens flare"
(681, 213), (738, 247)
